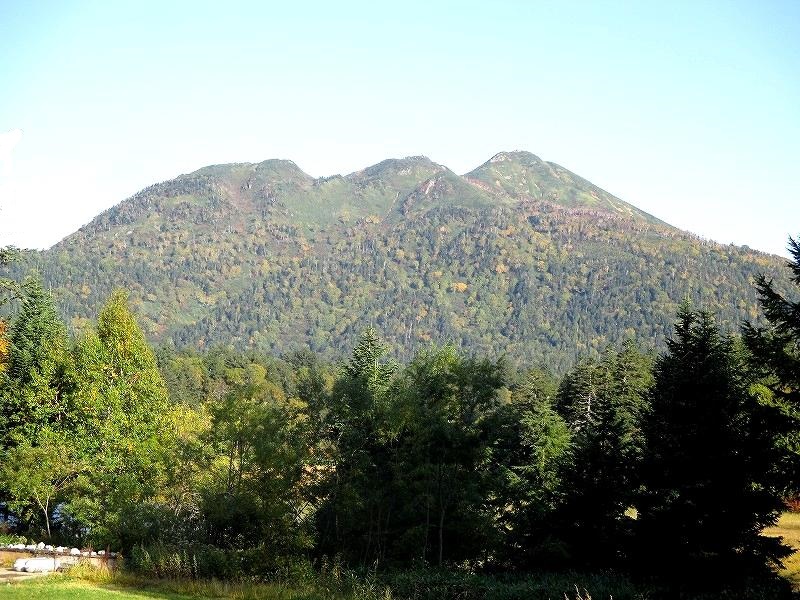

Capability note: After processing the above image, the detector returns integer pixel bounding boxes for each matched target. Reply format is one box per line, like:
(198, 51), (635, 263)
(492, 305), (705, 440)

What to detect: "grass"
(5, 521), (800, 600)
(765, 511), (800, 590)
(1, 567), (386, 600)
(1, 568), (635, 600)
(0, 576), (196, 599)
(1, 574), (353, 599)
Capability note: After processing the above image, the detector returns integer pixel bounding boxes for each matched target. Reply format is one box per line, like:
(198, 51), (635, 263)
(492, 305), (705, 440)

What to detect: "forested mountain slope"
(9, 151), (785, 371)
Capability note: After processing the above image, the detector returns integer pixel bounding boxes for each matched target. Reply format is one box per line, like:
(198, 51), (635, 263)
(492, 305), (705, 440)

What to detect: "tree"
(0, 247), (18, 374)
(0, 320), (9, 375)
(0, 246), (22, 308)
(392, 347), (504, 566)
(491, 368), (571, 567)
(0, 277), (72, 447)
(67, 290), (171, 547)
(315, 328), (400, 564)
(743, 235), (800, 491)
(0, 429), (86, 538)
(202, 362), (313, 552)
(554, 343), (653, 567)
(638, 305), (790, 587)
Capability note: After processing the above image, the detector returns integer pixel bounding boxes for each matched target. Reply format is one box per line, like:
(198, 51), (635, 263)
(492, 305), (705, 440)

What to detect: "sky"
(0, 0), (798, 256)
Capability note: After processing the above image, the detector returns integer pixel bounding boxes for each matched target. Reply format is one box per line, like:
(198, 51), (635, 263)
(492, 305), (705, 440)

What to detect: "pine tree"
(554, 343), (653, 567)
(743, 235), (800, 408)
(0, 277), (72, 446)
(638, 305), (790, 587)
(493, 368), (571, 567)
(742, 236), (800, 492)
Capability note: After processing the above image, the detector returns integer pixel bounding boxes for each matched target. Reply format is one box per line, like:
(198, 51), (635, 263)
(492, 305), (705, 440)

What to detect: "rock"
(23, 557), (58, 572)
(70, 548), (81, 556)
(13, 558), (28, 572)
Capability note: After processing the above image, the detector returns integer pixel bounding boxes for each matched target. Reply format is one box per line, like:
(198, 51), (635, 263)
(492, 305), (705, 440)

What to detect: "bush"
(126, 543), (315, 582)
(381, 569), (643, 600)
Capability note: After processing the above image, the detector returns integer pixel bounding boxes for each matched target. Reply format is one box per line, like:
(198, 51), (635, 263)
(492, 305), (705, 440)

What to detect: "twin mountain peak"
(32, 150), (780, 370)
(70, 150), (664, 241)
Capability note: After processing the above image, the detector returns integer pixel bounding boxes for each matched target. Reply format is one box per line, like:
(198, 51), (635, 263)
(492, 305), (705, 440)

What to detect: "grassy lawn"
(1, 574), (343, 600)
(765, 511), (800, 590)
(0, 577), (194, 599)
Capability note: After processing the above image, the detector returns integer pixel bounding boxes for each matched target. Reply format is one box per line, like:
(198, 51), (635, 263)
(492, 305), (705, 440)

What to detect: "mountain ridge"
(8, 150), (786, 372)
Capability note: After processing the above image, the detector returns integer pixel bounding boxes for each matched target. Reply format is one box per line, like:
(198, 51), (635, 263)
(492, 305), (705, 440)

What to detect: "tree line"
(0, 238), (799, 596)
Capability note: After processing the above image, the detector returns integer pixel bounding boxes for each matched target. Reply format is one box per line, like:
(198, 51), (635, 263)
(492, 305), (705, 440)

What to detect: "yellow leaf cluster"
(0, 320), (8, 374)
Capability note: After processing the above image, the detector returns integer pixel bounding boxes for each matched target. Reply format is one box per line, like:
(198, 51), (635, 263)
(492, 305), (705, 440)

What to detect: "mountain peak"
(467, 151), (664, 225)
(487, 150), (545, 164)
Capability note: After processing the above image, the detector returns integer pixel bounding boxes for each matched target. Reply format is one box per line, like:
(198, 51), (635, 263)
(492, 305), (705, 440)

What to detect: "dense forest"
(7, 152), (788, 372)
(0, 238), (799, 599)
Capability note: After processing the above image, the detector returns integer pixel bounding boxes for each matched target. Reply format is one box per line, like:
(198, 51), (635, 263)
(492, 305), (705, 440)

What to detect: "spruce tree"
(638, 305), (790, 587)
(743, 235), (800, 408)
(743, 236), (800, 492)
(0, 277), (72, 445)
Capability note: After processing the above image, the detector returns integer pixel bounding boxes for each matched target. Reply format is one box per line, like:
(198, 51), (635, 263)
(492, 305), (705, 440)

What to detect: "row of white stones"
(5, 542), (118, 557)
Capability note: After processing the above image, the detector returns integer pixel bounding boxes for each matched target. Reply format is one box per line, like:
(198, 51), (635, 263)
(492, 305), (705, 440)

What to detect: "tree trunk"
(43, 498), (51, 539)
(438, 504), (445, 567)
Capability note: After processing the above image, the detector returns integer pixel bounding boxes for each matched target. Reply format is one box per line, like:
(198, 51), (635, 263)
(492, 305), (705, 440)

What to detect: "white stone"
(13, 558), (28, 572)
(70, 548), (81, 556)
(23, 557), (58, 572)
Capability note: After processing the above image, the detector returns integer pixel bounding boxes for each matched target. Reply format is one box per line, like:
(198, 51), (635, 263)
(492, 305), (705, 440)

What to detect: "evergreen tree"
(315, 327), (399, 564)
(0, 277), (73, 446)
(0, 246), (21, 308)
(743, 235), (800, 491)
(638, 305), (790, 587)
(554, 343), (652, 567)
(491, 368), (571, 567)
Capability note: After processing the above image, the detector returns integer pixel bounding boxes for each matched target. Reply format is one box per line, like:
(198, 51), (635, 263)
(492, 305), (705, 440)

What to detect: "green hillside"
(7, 151), (785, 372)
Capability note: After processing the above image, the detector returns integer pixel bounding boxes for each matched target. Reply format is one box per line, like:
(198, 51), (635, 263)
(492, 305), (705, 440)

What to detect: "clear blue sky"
(1, 0), (798, 255)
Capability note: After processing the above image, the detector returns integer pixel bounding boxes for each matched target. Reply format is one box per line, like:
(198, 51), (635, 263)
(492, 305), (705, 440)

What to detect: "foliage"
(64, 290), (172, 547)
(554, 342), (653, 566)
(489, 368), (572, 567)
(4, 154), (787, 374)
(743, 235), (800, 492)
(0, 277), (73, 446)
(637, 304), (791, 589)
(1, 239), (798, 598)
(0, 245), (21, 308)
(0, 429), (86, 538)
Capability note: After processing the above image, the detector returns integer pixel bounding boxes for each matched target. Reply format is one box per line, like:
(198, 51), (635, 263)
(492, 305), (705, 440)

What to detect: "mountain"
(8, 151), (786, 372)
